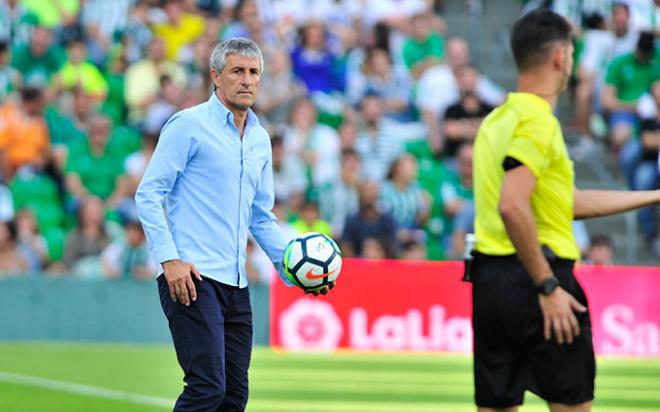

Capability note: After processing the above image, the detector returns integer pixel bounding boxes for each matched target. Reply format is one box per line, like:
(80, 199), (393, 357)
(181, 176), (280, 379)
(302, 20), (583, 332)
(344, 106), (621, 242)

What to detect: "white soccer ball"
(283, 232), (342, 291)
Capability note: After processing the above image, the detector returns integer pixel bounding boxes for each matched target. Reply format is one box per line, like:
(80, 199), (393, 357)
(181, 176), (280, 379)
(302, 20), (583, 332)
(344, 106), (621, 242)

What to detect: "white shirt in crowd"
(415, 64), (505, 120)
(638, 92), (658, 119)
(625, 0), (660, 31)
(580, 29), (638, 75)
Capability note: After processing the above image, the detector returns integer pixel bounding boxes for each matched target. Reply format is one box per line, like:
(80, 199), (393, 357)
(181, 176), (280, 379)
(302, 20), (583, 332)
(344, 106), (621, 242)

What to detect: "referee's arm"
(499, 165), (586, 345)
(573, 188), (660, 219)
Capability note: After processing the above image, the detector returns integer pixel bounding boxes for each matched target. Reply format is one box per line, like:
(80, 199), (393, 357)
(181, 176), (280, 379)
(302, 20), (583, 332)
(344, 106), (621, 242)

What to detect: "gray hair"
(209, 38), (264, 74)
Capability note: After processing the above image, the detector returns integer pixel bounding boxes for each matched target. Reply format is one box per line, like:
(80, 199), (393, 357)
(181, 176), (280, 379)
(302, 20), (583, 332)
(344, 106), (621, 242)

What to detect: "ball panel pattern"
(282, 232), (343, 290)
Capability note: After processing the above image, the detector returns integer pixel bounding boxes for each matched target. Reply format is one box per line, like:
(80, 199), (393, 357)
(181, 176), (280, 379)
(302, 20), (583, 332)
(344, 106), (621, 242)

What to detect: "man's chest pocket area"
(242, 147), (268, 192)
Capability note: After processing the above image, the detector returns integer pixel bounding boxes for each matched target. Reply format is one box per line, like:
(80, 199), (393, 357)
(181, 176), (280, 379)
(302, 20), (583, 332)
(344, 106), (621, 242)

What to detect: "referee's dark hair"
(510, 9), (572, 72)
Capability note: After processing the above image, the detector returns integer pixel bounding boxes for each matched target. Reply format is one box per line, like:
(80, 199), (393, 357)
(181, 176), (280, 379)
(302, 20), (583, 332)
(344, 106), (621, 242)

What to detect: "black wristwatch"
(535, 276), (560, 295)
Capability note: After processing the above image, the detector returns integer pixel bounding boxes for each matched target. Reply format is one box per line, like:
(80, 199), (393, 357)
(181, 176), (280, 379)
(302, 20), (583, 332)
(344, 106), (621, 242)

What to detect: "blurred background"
(0, 0), (658, 411)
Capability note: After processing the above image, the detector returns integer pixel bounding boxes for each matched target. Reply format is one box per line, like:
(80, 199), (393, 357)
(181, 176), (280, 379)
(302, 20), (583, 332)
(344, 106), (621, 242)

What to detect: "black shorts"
(472, 254), (595, 408)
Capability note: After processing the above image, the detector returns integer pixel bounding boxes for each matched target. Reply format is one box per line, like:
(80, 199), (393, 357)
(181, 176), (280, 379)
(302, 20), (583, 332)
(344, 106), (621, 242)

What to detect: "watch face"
(537, 277), (559, 295)
(543, 277), (559, 294)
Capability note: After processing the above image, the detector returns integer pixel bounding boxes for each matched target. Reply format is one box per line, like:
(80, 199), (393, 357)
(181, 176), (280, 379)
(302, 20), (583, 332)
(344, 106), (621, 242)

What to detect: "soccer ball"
(283, 232), (342, 291)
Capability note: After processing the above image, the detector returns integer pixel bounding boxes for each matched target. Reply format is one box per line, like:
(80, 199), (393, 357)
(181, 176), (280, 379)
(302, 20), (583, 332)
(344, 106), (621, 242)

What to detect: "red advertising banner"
(270, 259), (660, 356)
(576, 264), (660, 356)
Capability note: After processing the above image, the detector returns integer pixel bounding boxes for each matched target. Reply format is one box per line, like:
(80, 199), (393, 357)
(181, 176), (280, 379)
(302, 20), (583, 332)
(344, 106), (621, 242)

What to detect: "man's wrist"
(535, 276), (559, 295)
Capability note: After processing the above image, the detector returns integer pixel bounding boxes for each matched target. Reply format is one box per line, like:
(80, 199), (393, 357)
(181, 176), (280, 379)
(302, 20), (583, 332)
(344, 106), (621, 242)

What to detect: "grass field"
(0, 342), (658, 412)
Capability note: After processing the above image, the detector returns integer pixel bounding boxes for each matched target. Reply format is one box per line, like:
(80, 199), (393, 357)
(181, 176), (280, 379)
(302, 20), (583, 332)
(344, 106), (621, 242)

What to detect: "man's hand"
(304, 282), (335, 297)
(538, 287), (587, 344)
(162, 259), (202, 306)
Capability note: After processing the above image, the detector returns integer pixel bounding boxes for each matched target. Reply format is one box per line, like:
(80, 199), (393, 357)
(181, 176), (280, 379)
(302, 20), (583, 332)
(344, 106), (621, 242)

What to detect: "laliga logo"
(279, 298), (343, 350)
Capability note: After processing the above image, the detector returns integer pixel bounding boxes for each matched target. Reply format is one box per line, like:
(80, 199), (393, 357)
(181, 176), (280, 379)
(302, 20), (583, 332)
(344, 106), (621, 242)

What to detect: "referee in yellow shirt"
(472, 10), (660, 412)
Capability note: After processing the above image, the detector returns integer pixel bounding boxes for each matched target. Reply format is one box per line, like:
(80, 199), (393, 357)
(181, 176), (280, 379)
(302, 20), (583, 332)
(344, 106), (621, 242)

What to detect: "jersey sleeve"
(505, 116), (555, 178)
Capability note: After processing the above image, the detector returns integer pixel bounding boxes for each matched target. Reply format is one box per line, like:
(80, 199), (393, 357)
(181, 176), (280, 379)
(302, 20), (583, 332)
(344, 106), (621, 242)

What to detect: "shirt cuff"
(152, 243), (180, 265)
(274, 261), (294, 287)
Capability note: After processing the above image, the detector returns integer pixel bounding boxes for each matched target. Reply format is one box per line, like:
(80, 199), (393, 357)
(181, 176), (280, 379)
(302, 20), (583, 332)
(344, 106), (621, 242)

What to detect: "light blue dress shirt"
(135, 93), (291, 288)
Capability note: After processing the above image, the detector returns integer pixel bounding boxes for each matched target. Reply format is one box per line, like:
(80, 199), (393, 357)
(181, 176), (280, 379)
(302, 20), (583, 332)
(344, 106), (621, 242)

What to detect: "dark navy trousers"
(158, 274), (252, 412)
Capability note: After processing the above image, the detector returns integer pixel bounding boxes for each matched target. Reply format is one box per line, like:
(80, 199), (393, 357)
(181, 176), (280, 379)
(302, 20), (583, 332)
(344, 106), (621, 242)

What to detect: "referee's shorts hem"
(475, 399), (522, 409)
(540, 394), (595, 405)
(476, 395), (594, 409)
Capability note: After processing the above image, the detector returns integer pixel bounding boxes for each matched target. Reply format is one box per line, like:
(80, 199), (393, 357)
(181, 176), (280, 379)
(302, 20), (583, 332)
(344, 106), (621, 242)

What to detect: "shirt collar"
(209, 92), (260, 130)
(506, 92), (552, 113)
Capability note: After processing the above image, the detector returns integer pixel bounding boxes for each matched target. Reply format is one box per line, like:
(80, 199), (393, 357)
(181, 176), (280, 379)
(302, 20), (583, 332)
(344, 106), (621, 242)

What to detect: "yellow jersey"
(473, 92), (579, 260)
(152, 14), (205, 61)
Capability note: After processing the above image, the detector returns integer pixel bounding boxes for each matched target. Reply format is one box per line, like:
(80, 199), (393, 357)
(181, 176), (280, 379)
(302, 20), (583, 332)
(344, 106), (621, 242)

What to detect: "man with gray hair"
(136, 38), (333, 411)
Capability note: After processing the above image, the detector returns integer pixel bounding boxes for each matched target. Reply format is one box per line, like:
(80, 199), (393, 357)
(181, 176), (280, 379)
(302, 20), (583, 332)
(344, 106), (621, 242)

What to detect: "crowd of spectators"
(551, 0), (659, 249)
(0, 0), (656, 281)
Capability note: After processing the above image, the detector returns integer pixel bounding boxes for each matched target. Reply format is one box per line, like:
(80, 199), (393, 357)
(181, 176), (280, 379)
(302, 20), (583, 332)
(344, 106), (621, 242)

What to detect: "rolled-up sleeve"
(135, 114), (199, 264)
(249, 153), (292, 286)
